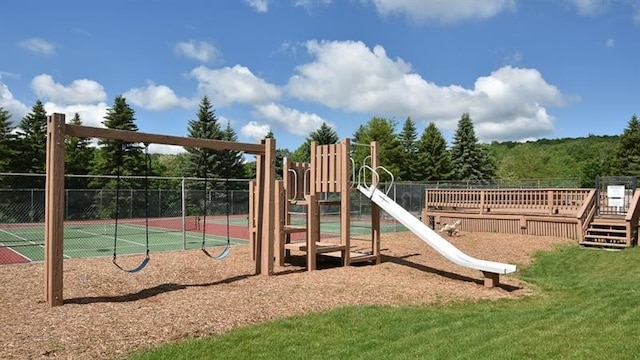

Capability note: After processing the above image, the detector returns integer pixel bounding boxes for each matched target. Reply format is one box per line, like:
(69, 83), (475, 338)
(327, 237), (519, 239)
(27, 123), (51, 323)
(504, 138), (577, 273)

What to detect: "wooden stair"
(581, 216), (630, 248)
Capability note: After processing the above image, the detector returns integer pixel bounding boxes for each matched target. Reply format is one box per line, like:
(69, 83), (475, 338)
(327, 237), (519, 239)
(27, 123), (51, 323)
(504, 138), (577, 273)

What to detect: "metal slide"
(358, 185), (517, 275)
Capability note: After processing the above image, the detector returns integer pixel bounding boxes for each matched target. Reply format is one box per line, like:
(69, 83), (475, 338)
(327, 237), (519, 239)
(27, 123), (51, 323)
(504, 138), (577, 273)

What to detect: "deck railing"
(425, 188), (593, 215)
(624, 189), (640, 246)
(576, 189), (597, 242)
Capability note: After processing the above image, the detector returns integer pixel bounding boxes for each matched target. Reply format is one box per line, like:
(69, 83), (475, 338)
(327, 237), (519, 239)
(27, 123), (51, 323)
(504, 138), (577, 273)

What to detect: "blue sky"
(1, 0), (639, 154)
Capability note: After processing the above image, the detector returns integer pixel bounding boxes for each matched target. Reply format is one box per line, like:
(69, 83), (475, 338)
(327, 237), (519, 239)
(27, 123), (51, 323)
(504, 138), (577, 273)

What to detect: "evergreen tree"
(398, 117), (419, 181)
(0, 107), (20, 191)
(184, 96), (223, 179)
(450, 113), (495, 181)
(65, 113), (94, 184)
(90, 95), (147, 218)
(16, 100), (48, 175)
(417, 122), (453, 181)
(291, 122), (338, 163)
(219, 121), (247, 188)
(0, 107), (17, 173)
(352, 117), (403, 183)
(614, 114), (640, 176)
(64, 113), (95, 218)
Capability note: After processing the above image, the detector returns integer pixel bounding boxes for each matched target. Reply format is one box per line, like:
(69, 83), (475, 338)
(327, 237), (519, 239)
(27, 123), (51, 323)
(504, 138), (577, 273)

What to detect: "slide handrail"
(287, 168), (298, 201)
(357, 164), (394, 196)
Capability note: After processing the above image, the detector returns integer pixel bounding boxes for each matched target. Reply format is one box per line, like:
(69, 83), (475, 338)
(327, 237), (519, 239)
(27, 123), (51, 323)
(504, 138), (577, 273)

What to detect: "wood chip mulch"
(0, 231), (573, 359)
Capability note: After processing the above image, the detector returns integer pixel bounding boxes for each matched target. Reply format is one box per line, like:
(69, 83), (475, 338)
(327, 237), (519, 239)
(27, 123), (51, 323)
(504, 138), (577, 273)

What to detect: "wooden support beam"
(45, 114), (66, 306)
(65, 124), (265, 155)
(306, 193), (319, 271)
(340, 138), (351, 266)
(482, 271), (500, 288)
(275, 180), (286, 266)
(260, 137), (276, 275)
(370, 141), (381, 264)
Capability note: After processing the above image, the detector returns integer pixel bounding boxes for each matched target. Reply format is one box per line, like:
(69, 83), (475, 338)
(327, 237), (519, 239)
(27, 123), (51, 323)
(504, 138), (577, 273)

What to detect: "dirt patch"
(0, 231), (573, 359)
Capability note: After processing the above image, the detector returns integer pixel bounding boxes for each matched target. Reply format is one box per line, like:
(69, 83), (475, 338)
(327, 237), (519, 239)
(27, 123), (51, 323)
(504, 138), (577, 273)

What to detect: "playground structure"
(422, 186), (640, 248)
(44, 113), (277, 306)
(250, 138), (516, 286)
(45, 114), (517, 306)
(270, 139), (382, 270)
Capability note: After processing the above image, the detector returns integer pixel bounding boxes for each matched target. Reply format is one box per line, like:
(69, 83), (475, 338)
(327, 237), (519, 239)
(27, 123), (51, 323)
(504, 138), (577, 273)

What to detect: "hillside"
(488, 134), (619, 187)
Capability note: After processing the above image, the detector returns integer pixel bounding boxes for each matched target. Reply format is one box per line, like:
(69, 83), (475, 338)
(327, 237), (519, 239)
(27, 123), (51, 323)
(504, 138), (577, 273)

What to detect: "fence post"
(182, 178), (186, 250)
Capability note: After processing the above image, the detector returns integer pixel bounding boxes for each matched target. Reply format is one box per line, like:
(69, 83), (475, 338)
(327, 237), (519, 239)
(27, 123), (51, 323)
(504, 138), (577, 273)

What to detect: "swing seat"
(113, 255), (150, 274)
(202, 244), (231, 260)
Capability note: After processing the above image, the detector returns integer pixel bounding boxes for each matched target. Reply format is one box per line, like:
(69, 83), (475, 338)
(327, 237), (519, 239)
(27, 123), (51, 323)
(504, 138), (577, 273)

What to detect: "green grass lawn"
(129, 245), (640, 359)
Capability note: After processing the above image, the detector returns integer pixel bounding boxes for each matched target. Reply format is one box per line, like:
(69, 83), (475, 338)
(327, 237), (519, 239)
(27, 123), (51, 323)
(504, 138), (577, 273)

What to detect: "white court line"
(76, 228), (146, 248)
(118, 223), (247, 245)
(0, 228), (71, 259)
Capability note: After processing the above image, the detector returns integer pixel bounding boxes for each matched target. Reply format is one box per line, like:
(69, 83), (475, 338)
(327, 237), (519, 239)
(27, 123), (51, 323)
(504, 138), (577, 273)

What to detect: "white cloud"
(567, 0), (610, 16)
(18, 38), (56, 55)
(124, 83), (196, 111)
(175, 40), (221, 63)
(245, 0), (268, 12)
(190, 65), (282, 107)
(370, 0), (516, 24)
(147, 144), (185, 155)
(31, 74), (107, 104)
(253, 102), (331, 136)
(287, 40), (568, 142)
(605, 38), (615, 47)
(0, 82), (29, 122)
(294, 0), (333, 11)
(43, 102), (108, 128)
(241, 121), (271, 140)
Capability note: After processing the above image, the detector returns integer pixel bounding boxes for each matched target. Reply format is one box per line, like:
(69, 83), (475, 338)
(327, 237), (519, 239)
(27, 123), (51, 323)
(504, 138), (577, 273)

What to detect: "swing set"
(44, 113), (276, 307)
(109, 143), (233, 273)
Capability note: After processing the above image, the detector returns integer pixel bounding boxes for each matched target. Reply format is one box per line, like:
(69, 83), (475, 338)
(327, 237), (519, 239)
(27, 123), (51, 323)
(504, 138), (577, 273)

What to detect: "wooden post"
(275, 180), (285, 266)
(45, 113), (66, 306)
(248, 180), (256, 261)
(370, 141), (381, 264)
(340, 138), (351, 266)
(254, 148), (265, 274)
(306, 193), (319, 271)
(260, 137), (276, 275)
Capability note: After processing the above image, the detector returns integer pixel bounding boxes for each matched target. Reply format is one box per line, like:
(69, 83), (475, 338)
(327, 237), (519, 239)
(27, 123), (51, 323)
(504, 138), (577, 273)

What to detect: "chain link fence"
(0, 173), (580, 264)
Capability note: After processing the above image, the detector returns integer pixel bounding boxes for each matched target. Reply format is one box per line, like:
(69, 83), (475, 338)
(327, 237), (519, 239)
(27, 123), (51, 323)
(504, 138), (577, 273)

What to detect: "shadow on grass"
(64, 273), (255, 305)
(382, 254), (521, 292)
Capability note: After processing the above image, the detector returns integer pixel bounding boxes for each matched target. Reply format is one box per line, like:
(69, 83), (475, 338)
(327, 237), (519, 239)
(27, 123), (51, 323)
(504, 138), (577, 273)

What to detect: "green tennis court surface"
(211, 216), (407, 235)
(0, 223), (246, 263)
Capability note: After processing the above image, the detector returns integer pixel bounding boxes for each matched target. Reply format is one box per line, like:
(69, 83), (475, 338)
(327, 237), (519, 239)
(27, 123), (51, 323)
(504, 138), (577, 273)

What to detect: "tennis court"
(210, 213), (407, 236)
(0, 217), (247, 265)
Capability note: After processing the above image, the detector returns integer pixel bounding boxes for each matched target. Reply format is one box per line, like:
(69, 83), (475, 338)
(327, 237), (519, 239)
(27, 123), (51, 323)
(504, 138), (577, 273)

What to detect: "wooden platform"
(284, 241), (347, 254)
(321, 251), (378, 264)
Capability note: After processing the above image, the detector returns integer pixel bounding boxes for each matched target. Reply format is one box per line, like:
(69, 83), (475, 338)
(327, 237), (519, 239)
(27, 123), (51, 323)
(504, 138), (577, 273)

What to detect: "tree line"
(0, 95), (638, 190)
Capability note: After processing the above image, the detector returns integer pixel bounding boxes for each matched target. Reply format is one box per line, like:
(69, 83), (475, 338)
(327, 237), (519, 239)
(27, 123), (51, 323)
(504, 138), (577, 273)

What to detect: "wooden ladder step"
(580, 240), (629, 248)
(591, 219), (626, 226)
(283, 225), (307, 234)
(586, 228), (627, 234)
(584, 234), (628, 241)
(284, 241), (347, 253)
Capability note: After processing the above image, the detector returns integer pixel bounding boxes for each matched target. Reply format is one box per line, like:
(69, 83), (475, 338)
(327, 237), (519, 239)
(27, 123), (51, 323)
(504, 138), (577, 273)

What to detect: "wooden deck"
(423, 188), (640, 248)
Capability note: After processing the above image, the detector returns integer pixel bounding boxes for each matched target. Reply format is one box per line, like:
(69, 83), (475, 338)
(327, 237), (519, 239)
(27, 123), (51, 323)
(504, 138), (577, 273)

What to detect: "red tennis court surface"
(0, 247), (30, 264)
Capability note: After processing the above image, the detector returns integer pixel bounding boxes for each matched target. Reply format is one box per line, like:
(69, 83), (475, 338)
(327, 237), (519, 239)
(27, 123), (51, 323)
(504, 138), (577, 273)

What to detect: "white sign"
(607, 185), (625, 207)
